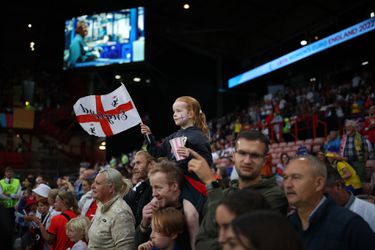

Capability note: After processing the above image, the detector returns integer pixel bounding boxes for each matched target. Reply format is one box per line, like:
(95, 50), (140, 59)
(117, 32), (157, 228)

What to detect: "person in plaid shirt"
(340, 119), (368, 182)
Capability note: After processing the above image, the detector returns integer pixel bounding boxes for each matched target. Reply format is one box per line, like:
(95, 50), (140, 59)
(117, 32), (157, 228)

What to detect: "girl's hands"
(177, 146), (190, 158)
(140, 123), (152, 135)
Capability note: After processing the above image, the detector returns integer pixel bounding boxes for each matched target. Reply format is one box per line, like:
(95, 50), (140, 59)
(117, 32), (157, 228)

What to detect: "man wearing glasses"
(190, 130), (288, 250)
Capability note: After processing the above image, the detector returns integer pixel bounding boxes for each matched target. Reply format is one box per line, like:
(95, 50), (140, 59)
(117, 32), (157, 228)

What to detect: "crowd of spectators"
(1, 64), (375, 249)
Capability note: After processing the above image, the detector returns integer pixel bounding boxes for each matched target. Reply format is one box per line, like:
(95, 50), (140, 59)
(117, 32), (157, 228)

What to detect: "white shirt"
(348, 197), (375, 232)
(68, 240), (87, 250)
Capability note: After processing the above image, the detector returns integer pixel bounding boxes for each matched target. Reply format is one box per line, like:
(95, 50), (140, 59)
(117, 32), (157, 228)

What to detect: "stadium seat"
(366, 160), (375, 169)
(283, 146), (292, 152)
(272, 158), (279, 165)
(287, 151), (295, 157)
(296, 140), (304, 146)
(313, 137), (325, 145)
(274, 147), (283, 153)
(304, 138), (313, 144)
(292, 145), (300, 152)
(312, 144), (322, 153)
(366, 160), (375, 177)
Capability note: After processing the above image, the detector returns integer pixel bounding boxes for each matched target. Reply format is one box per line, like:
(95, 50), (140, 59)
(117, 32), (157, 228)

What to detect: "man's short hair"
(235, 130), (269, 154)
(292, 155), (327, 179)
(148, 160), (184, 187)
(135, 150), (155, 164)
(99, 167), (125, 195)
(218, 189), (270, 216)
(152, 207), (185, 236)
(325, 167), (344, 187)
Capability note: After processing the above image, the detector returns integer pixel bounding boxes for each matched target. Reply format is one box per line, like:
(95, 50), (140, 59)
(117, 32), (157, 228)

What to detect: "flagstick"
(145, 133), (151, 144)
(140, 120), (151, 144)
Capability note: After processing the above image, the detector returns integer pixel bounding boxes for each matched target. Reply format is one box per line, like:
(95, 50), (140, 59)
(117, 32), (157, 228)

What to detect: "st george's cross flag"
(73, 84), (142, 137)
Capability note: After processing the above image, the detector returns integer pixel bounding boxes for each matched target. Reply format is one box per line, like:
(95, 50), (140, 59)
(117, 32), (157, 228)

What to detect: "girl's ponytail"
(175, 96), (209, 138)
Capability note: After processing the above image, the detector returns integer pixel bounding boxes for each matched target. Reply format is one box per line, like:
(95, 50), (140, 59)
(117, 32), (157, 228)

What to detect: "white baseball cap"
(32, 183), (51, 198)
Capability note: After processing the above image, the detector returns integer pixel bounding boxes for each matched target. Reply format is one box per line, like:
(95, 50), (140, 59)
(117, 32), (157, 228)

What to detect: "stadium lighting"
(133, 77), (141, 82)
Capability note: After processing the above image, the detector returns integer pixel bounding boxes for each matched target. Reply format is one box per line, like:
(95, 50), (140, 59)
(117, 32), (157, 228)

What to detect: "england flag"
(73, 84), (142, 137)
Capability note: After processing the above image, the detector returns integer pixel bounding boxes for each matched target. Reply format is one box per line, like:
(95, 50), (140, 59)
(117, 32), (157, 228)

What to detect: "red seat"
(272, 158), (279, 165)
(287, 151), (295, 157)
(304, 138), (313, 144)
(296, 140), (304, 146)
(366, 160), (375, 168)
(312, 144), (322, 153)
(283, 146), (292, 152)
(314, 137), (325, 145)
(274, 147), (283, 153)
(292, 145), (300, 151)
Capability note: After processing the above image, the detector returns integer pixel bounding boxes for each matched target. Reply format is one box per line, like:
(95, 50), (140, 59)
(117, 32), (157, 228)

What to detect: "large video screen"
(63, 7), (145, 70)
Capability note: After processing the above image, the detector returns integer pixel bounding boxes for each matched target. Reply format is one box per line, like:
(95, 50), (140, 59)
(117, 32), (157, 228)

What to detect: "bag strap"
(61, 212), (71, 222)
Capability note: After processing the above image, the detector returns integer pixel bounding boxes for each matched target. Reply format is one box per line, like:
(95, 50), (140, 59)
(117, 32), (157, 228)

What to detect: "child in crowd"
(66, 216), (91, 250)
(141, 96), (213, 249)
(34, 198), (51, 250)
(326, 152), (363, 195)
(138, 207), (186, 250)
(19, 198), (38, 249)
(15, 189), (37, 238)
(276, 152), (290, 187)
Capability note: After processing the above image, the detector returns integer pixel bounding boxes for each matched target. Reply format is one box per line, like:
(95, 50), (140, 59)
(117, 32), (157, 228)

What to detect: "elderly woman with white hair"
(88, 167), (135, 250)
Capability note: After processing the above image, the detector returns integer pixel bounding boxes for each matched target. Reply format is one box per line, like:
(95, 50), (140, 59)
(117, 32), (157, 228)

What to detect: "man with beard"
(124, 150), (155, 227)
(284, 155), (375, 250)
(190, 130), (288, 250)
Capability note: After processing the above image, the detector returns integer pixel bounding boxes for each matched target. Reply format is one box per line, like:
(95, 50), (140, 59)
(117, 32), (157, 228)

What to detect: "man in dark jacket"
(124, 150), (155, 227)
(189, 130), (288, 250)
(284, 155), (375, 250)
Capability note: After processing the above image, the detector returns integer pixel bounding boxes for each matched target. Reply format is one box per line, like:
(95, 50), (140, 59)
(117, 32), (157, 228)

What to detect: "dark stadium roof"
(2, 0), (374, 75)
(1, 0), (374, 155)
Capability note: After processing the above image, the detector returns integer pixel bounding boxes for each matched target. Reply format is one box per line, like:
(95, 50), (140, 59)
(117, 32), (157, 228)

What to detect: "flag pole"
(145, 133), (151, 144)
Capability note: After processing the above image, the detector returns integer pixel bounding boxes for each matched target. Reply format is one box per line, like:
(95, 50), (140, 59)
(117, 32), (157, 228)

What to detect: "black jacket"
(146, 126), (213, 176)
(124, 179), (153, 227)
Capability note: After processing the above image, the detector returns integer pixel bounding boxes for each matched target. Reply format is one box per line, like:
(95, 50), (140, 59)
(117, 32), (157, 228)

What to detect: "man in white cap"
(340, 119), (368, 182)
